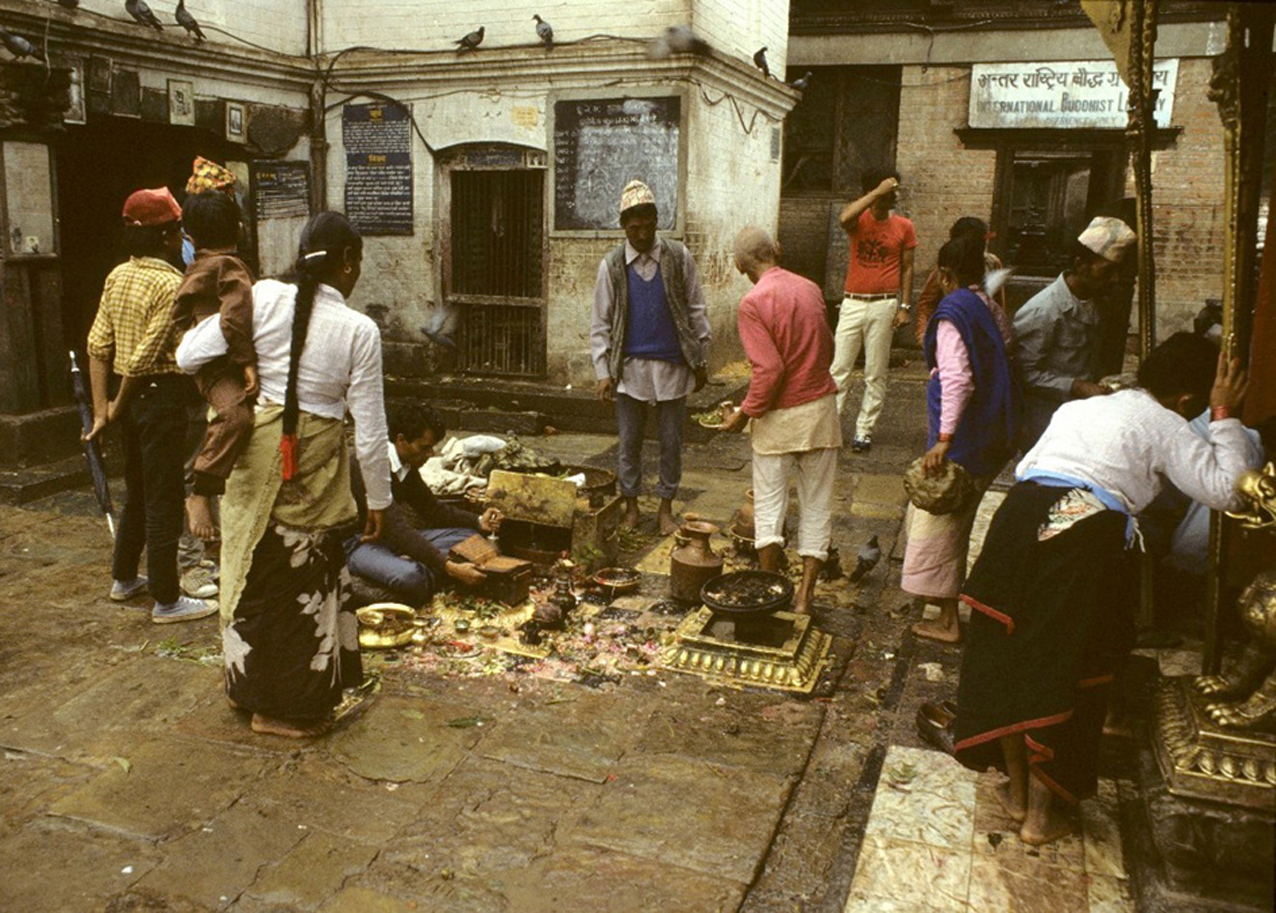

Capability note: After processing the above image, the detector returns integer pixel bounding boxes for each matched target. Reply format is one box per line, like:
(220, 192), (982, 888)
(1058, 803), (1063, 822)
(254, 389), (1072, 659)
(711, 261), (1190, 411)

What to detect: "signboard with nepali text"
(969, 59), (1178, 130)
(343, 102), (413, 235)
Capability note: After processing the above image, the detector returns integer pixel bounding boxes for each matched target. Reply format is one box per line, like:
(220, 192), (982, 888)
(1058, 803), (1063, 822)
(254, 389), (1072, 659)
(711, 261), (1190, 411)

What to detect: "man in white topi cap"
(1012, 215), (1136, 449)
(590, 179), (711, 535)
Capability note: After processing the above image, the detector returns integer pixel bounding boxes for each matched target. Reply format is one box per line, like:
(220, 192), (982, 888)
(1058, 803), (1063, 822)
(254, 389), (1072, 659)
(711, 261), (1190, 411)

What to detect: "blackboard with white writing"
(552, 96), (680, 231)
(343, 103), (413, 236)
(251, 161), (310, 221)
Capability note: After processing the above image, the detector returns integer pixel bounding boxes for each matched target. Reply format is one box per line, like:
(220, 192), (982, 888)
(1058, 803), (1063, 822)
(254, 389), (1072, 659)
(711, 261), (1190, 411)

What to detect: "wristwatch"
(897, 303), (911, 311)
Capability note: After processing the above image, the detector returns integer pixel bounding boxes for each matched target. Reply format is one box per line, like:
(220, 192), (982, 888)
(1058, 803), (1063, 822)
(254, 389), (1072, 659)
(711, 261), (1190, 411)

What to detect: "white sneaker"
(181, 567), (219, 599)
(151, 596), (218, 624)
(110, 576), (148, 601)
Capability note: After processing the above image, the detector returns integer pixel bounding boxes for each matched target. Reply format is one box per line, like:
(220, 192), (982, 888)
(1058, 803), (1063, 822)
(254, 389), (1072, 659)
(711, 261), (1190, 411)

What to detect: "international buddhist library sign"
(969, 60), (1178, 129)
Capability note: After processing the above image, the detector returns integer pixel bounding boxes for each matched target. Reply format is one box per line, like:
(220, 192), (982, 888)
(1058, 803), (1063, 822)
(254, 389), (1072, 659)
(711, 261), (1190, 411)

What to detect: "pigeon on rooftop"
(753, 46), (769, 78)
(649, 25), (709, 59)
(533, 14), (553, 49)
(456, 26), (484, 51)
(788, 70), (812, 91)
(125, 0), (163, 32)
(0, 29), (43, 61)
(848, 535), (881, 583)
(176, 0), (205, 41)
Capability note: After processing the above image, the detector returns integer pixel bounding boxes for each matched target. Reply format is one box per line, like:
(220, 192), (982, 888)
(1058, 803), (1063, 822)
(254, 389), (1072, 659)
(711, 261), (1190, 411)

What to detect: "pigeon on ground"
(753, 46), (769, 78)
(455, 26), (484, 51)
(788, 71), (812, 91)
(848, 535), (881, 584)
(125, 0), (163, 32)
(0, 29), (43, 60)
(649, 25), (709, 59)
(176, 0), (205, 41)
(55, 0), (80, 9)
(533, 14), (553, 49)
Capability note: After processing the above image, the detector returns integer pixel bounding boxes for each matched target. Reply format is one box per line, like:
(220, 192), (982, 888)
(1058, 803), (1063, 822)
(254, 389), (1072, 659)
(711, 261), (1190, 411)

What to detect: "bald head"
(733, 225), (780, 282)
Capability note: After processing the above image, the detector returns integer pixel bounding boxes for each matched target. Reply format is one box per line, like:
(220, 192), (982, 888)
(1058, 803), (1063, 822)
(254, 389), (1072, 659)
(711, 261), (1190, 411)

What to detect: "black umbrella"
(69, 350), (116, 538)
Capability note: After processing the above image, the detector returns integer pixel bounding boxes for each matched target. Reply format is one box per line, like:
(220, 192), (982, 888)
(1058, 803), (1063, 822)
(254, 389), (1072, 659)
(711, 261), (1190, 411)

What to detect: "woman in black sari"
(953, 333), (1252, 844)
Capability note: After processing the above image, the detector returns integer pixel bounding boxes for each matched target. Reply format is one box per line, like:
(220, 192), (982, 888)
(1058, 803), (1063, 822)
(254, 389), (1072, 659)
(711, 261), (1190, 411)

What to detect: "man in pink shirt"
(720, 226), (842, 613)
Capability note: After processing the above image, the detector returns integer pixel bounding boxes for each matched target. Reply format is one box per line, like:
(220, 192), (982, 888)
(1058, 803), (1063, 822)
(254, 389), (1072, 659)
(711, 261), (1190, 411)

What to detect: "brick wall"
(1142, 56), (1227, 338)
(895, 65), (998, 297)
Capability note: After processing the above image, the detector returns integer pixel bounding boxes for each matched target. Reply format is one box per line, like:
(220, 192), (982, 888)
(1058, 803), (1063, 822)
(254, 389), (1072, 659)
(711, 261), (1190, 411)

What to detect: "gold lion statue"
(1194, 571), (1276, 731)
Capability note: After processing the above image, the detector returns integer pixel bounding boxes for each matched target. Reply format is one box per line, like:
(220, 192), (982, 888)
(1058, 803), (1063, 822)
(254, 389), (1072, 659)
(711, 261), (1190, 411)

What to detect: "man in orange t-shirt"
(831, 168), (917, 452)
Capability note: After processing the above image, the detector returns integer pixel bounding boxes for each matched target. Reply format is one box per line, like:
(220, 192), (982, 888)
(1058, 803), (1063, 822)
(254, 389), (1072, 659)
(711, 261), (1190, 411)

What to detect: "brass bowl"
(356, 604), (417, 649)
(592, 567), (641, 593)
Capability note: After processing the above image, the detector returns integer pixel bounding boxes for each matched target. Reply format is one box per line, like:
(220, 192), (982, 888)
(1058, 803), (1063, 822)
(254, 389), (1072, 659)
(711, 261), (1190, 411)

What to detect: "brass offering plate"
(356, 604), (418, 650)
(661, 607), (832, 694)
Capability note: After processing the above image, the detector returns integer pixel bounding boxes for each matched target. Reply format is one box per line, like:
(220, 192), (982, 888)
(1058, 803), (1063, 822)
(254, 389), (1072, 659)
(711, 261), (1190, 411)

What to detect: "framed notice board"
(551, 94), (683, 233)
(343, 102), (413, 236)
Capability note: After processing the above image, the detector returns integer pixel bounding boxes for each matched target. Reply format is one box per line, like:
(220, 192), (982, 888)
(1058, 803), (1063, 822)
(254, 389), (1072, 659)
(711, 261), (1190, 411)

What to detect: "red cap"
(122, 187), (182, 227)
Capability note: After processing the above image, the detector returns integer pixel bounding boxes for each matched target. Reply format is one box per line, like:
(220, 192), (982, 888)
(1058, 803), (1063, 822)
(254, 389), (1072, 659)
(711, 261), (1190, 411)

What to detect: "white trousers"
(751, 447), (838, 560)
(830, 295), (897, 440)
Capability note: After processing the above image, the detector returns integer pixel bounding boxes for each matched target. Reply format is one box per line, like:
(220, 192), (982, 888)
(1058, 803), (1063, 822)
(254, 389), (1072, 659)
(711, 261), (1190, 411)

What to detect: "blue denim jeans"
(615, 393), (686, 500)
(344, 527), (476, 604)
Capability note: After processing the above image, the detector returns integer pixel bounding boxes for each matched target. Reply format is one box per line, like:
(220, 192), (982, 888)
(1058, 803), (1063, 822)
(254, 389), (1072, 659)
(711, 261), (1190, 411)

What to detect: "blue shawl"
(923, 286), (1021, 478)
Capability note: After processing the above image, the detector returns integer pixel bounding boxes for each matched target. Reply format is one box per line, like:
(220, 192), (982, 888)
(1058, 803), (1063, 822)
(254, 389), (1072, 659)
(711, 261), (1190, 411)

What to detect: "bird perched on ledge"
(788, 71), (812, 91)
(125, 0), (163, 32)
(0, 28), (44, 61)
(456, 26), (484, 51)
(533, 14), (553, 49)
(176, 0), (205, 41)
(649, 25), (710, 59)
(753, 46), (769, 78)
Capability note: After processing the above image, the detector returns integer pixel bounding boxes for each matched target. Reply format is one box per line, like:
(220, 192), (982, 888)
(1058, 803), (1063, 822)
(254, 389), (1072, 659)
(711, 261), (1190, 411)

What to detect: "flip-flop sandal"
(916, 702), (956, 755)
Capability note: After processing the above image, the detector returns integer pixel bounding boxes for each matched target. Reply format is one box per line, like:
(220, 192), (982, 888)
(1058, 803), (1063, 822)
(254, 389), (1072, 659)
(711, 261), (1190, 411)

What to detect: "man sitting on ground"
(348, 403), (502, 604)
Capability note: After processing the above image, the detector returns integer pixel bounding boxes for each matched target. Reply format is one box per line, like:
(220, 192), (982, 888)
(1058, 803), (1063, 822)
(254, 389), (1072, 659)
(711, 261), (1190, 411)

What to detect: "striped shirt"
(86, 257), (185, 377)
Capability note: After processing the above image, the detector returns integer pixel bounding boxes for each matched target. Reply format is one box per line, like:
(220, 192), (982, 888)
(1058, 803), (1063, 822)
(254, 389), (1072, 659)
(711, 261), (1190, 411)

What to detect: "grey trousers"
(615, 393), (686, 500)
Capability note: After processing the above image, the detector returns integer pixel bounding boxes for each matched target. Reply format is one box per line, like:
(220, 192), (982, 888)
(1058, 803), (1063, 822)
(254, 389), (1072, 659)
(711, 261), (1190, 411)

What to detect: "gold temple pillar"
(1203, 3), (1274, 675)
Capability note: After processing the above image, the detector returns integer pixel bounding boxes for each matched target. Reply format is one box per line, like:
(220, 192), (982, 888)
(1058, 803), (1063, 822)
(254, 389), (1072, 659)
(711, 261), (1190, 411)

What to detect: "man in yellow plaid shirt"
(85, 187), (217, 624)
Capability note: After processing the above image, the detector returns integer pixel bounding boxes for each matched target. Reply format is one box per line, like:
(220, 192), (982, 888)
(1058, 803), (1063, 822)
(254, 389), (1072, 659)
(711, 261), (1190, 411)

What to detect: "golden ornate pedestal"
(661, 607), (832, 694)
(1152, 676), (1276, 811)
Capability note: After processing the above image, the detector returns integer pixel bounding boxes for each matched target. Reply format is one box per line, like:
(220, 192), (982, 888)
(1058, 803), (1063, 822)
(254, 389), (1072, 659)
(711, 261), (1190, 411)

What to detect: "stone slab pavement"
(0, 369), (941, 913)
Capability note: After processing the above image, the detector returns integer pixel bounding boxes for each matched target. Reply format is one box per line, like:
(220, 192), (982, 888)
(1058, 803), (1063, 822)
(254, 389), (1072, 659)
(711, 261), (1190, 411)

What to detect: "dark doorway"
(448, 168), (546, 377)
(54, 117), (244, 353)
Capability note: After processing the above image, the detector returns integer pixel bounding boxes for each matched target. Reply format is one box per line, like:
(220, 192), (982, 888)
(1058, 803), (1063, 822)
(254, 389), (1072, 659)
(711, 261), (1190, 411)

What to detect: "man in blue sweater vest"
(590, 180), (712, 535)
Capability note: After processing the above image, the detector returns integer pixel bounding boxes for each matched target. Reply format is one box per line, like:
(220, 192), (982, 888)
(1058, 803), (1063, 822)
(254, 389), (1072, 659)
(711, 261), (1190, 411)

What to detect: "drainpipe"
(307, 0), (328, 212)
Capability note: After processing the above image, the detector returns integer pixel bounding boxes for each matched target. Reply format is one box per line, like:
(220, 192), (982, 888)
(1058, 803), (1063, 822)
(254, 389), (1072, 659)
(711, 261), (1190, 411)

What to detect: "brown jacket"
(173, 250), (256, 367)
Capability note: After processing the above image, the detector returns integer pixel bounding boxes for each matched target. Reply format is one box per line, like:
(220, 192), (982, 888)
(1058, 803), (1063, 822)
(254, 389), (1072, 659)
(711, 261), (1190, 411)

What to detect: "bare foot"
(620, 499), (640, 529)
(912, 620), (963, 644)
(994, 781), (1027, 824)
(658, 510), (680, 536)
(1020, 811), (1077, 846)
(186, 494), (217, 540)
(250, 713), (331, 738)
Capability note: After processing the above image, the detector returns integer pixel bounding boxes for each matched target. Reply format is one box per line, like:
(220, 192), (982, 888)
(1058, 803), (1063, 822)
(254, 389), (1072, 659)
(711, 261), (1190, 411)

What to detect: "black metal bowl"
(700, 570), (794, 617)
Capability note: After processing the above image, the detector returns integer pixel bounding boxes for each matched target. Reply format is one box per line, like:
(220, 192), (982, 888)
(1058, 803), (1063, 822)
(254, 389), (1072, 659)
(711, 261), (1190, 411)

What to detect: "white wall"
(47, 0), (308, 57)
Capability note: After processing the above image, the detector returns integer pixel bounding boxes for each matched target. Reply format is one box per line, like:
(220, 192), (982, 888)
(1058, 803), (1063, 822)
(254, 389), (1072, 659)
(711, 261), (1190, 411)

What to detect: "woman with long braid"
(177, 212), (391, 737)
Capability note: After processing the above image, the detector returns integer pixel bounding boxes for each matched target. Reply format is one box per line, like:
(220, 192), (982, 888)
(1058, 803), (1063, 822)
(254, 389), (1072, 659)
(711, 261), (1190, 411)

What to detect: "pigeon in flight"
(649, 25), (709, 59)
(753, 46), (769, 78)
(533, 14), (553, 49)
(0, 29), (43, 61)
(848, 535), (881, 584)
(788, 70), (812, 91)
(456, 26), (484, 51)
(125, 0), (163, 32)
(421, 309), (458, 351)
(176, 0), (205, 41)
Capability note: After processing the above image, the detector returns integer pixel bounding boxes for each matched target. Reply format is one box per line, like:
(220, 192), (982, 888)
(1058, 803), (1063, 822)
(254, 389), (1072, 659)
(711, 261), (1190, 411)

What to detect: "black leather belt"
(843, 293), (896, 302)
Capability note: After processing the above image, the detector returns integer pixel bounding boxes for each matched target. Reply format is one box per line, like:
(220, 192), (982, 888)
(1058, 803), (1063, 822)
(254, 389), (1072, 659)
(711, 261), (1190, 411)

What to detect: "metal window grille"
(450, 170), (546, 377)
